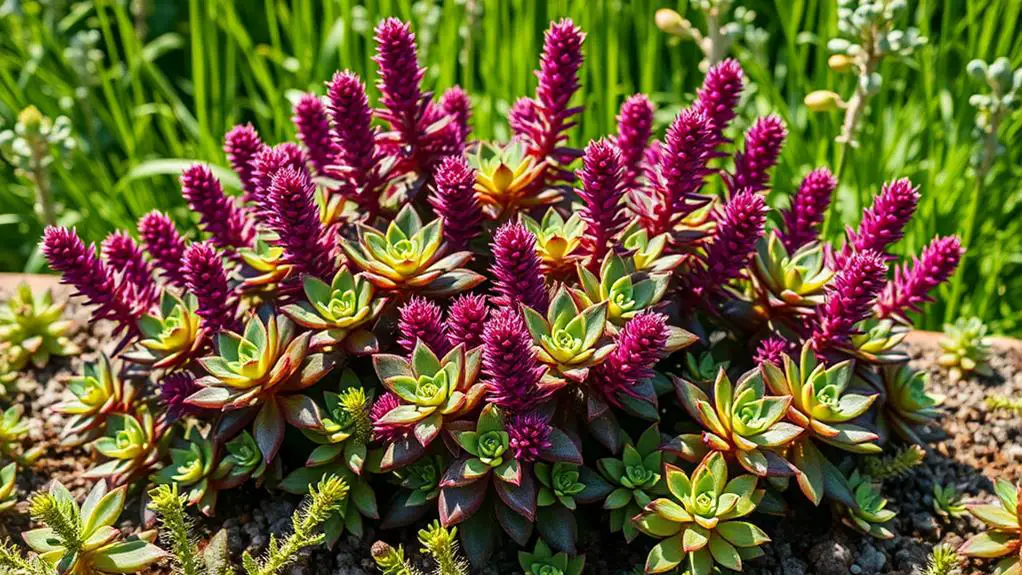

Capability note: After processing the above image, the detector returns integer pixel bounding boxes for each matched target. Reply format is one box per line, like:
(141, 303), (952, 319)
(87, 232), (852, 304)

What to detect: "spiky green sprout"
(148, 484), (203, 575)
(240, 474), (349, 575)
(860, 444), (925, 481)
(417, 521), (468, 575)
(986, 394), (1022, 414)
(923, 544), (961, 575)
(371, 541), (421, 575)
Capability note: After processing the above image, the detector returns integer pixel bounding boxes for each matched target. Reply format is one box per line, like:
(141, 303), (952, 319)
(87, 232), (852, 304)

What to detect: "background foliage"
(1, 0), (1020, 333)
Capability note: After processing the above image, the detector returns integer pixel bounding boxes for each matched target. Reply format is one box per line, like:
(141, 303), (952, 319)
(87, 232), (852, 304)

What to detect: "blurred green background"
(1, 0), (1020, 334)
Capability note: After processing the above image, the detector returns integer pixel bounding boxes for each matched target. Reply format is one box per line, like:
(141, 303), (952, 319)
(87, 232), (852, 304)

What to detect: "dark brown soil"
(2, 277), (1019, 574)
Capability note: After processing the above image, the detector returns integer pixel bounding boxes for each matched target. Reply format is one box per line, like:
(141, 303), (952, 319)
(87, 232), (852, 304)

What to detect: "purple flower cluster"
(779, 168), (838, 252)
(588, 312), (668, 406)
(137, 211), (189, 289)
(327, 71), (384, 219)
(483, 308), (553, 413)
(224, 123), (266, 201)
(753, 336), (791, 367)
(160, 372), (204, 422)
(101, 231), (156, 306)
(252, 143), (307, 216)
(876, 236), (963, 318)
(447, 294), (489, 350)
(839, 178), (920, 264)
(692, 190), (767, 296)
(292, 93), (338, 178)
(439, 86), (471, 151)
(490, 221), (549, 314)
(614, 94), (654, 193)
(812, 250), (888, 353)
(397, 297), (451, 355)
(507, 413), (552, 463)
(578, 139), (627, 266)
(180, 164), (254, 250)
(370, 392), (406, 442)
(374, 18), (426, 146)
(429, 156), (482, 251)
(182, 241), (238, 334)
(265, 167), (337, 282)
(728, 115), (787, 193)
(693, 59), (744, 144)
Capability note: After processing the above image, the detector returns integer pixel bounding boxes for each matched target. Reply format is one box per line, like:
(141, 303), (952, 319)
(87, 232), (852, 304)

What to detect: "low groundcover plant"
(16, 14), (968, 574)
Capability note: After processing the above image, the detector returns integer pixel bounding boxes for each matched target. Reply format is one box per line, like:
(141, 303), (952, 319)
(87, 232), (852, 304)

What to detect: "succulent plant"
(959, 480), (1021, 575)
(469, 142), (555, 220)
(280, 462), (377, 544)
(389, 454), (445, 510)
(535, 462), (587, 511)
(186, 312), (336, 463)
(282, 268), (387, 353)
(574, 253), (670, 328)
(342, 204), (484, 297)
(938, 317), (993, 383)
(152, 426), (218, 514)
(122, 290), (205, 369)
(684, 352), (730, 386)
(671, 367), (803, 477)
(598, 425), (666, 542)
(85, 405), (163, 486)
(0, 405), (44, 466)
(518, 539), (585, 575)
(932, 483), (967, 519)
(620, 227), (683, 274)
(53, 354), (137, 447)
(859, 444), (924, 481)
(848, 318), (910, 363)
(0, 282), (79, 371)
(749, 233), (833, 317)
(520, 287), (612, 384)
(301, 369), (374, 475)
(0, 462), (16, 513)
(877, 363), (943, 444)
(372, 341), (484, 453)
(236, 235), (292, 297)
(23, 480), (167, 574)
(633, 451), (767, 574)
(520, 210), (587, 277)
(837, 470), (895, 539)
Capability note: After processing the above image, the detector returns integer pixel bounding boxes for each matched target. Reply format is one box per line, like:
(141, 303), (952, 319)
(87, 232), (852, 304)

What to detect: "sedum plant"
(959, 480), (1021, 575)
(518, 539), (585, 575)
(598, 425), (666, 543)
(938, 317), (993, 383)
(876, 363), (943, 444)
(123, 291), (205, 369)
(281, 268), (387, 352)
(520, 287), (612, 384)
(932, 483), (967, 520)
(152, 426), (218, 515)
(0, 462), (17, 513)
(520, 210), (587, 278)
(0, 405), (44, 466)
(22, 480), (167, 574)
(574, 253), (671, 328)
(55, 354), (137, 446)
(633, 451), (767, 574)
(85, 406), (163, 486)
(0, 282), (79, 372)
(836, 470), (895, 539)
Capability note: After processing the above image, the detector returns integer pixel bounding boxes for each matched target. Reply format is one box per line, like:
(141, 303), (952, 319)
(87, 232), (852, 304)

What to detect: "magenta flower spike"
(373, 18), (427, 155)
(429, 155), (483, 251)
(251, 143), (308, 217)
(161, 372), (205, 422)
(729, 115), (787, 193)
(447, 293), (489, 349)
(439, 86), (471, 150)
(614, 93), (654, 193)
(508, 97), (540, 139)
(181, 241), (238, 334)
(138, 211), (189, 289)
(693, 58), (744, 144)
(224, 123), (266, 200)
(578, 138), (627, 266)
(490, 221), (549, 314)
(180, 163), (255, 250)
(397, 296), (452, 355)
(42, 226), (146, 338)
(293, 93), (339, 178)
(327, 71), (383, 218)
(588, 311), (669, 407)
(636, 108), (714, 237)
(840, 178), (920, 264)
(371, 392), (407, 442)
(753, 336), (789, 367)
(482, 308), (554, 413)
(692, 190), (767, 296)
(876, 236), (963, 320)
(101, 231), (156, 302)
(779, 168), (838, 252)
(811, 250), (888, 353)
(266, 166), (337, 282)
(507, 413), (552, 463)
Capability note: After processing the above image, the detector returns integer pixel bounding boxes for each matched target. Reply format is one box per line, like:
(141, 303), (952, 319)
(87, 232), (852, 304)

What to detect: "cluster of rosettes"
(38, 16), (963, 575)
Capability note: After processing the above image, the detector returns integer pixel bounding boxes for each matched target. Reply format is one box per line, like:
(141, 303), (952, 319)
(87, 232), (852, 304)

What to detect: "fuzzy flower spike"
(614, 93), (654, 193)
(490, 221), (550, 314)
(265, 166), (338, 283)
(727, 115), (787, 193)
(578, 138), (628, 268)
(224, 123), (266, 201)
(429, 155), (483, 251)
(326, 70), (386, 221)
(812, 250), (888, 354)
(838, 178), (920, 264)
(779, 168), (838, 252)
(694, 58), (745, 145)
(293, 93), (339, 178)
(876, 236), (963, 322)
(182, 241), (240, 334)
(180, 163), (255, 250)
(483, 307), (557, 413)
(137, 211), (189, 289)
(691, 189), (767, 297)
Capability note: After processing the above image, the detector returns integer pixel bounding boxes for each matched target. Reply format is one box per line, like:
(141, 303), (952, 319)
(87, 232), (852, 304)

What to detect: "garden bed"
(1, 275), (1018, 575)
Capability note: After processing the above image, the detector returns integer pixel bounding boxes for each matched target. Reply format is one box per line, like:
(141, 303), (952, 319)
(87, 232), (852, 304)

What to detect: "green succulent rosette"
(54, 354), (137, 447)
(838, 471), (896, 539)
(0, 404), (44, 466)
(342, 204), (484, 296)
(938, 317), (994, 383)
(848, 318), (909, 364)
(750, 233), (833, 312)
(123, 291), (205, 368)
(152, 426), (217, 515)
(301, 369), (374, 475)
(621, 225), (684, 273)
(470, 141), (555, 219)
(282, 267), (387, 353)
(520, 287), (612, 383)
(877, 362), (943, 445)
(0, 462), (16, 513)
(237, 235), (292, 297)
(633, 452), (768, 574)
(598, 425), (667, 542)
(959, 479), (1021, 575)
(211, 430), (267, 489)
(0, 282), (79, 371)
(521, 209), (586, 277)
(574, 253), (671, 329)
(85, 405), (163, 486)
(518, 540), (585, 575)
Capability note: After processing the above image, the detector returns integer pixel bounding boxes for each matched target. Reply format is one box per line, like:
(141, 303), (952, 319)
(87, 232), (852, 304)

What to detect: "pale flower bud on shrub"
(655, 8), (688, 37)
(805, 90), (843, 112)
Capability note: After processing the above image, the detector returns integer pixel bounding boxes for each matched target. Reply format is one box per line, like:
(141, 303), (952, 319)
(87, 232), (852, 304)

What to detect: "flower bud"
(966, 59), (987, 81)
(17, 106), (43, 135)
(828, 53), (854, 72)
(655, 8), (688, 36)
(805, 90), (843, 112)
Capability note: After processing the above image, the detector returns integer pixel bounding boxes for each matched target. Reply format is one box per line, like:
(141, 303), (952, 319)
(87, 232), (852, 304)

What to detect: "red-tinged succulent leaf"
(539, 428), (583, 464)
(278, 394), (323, 429)
(439, 480), (489, 526)
(380, 491), (431, 529)
(959, 531), (1020, 558)
(717, 521), (771, 547)
(253, 400), (286, 464)
(422, 269), (487, 297)
(367, 435), (426, 473)
(414, 412), (443, 446)
(373, 354), (413, 381)
(576, 467), (614, 504)
(586, 411), (623, 454)
(495, 500), (534, 546)
(645, 535), (685, 574)
(459, 507), (498, 566)
(441, 458), (490, 487)
(343, 330), (379, 355)
(90, 538), (169, 573)
(288, 352), (340, 391)
(792, 439), (824, 506)
(494, 459), (522, 486)
(185, 386), (232, 409)
(969, 504), (1020, 530)
(536, 505), (578, 554)
(495, 471), (537, 521)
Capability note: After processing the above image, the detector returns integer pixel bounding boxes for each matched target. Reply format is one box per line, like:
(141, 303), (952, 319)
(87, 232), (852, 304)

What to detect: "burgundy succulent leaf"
(693, 58), (744, 145)
(161, 372), (206, 422)
(293, 93), (339, 178)
(614, 93), (654, 194)
(180, 163), (255, 250)
(588, 311), (669, 407)
(138, 211), (189, 289)
(779, 168), (838, 252)
(447, 293), (490, 350)
(182, 241), (239, 334)
(490, 221), (549, 314)
(728, 115), (787, 193)
(507, 413), (553, 463)
(839, 178), (920, 264)
(483, 308), (554, 413)
(101, 231), (157, 306)
(224, 123), (266, 201)
(42, 226), (146, 338)
(812, 250), (888, 353)
(265, 167), (338, 282)
(578, 138), (627, 266)
(691, 190), (767, 297)
(429, 156), (483, 251)
(876, 236), (963, 320)
(397, 296), (452, 355)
